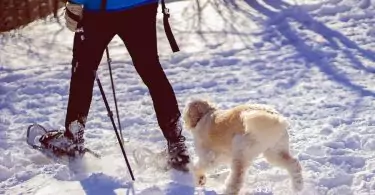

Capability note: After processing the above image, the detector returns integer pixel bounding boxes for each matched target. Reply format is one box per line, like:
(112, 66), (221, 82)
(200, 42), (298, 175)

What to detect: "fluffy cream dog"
(183, 98), (303, 194)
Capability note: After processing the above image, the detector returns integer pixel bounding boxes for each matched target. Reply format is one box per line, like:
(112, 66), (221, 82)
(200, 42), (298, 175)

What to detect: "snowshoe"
(26, 123), (100, 161)
(133, 146), (190, 173)
(133, 147), (169, 171)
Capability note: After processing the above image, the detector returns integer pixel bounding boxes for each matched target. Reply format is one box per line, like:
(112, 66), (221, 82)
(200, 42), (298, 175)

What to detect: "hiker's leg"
(65, 11), (116, 139)
(117, 3), (183, 140)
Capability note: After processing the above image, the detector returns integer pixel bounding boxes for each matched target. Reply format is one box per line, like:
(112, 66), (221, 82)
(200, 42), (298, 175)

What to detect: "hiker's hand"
(64, 1), (83, 32)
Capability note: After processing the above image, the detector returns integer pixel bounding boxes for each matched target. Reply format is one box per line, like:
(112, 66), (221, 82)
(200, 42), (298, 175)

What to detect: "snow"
(1, 0), (375, 194)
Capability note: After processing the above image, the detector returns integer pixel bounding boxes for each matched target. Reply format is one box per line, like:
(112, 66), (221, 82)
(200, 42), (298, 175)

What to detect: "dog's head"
(182, 99), (217, 130)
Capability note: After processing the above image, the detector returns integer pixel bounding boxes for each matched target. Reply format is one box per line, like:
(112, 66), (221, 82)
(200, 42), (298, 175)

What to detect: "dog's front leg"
(193, 150), (217, 187)
(192, 157), (209, 186)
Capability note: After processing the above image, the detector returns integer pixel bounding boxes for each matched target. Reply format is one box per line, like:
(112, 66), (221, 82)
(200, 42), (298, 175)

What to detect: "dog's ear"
(183, 99), (215, 129)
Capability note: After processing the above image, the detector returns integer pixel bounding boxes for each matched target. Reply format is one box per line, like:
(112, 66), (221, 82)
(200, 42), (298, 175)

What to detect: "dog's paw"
(198, 175), (206, 186)
(195, 175), (206, 186)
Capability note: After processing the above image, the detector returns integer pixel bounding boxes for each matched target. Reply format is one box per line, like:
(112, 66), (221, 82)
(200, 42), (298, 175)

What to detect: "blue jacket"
(71, 0), (158, 11)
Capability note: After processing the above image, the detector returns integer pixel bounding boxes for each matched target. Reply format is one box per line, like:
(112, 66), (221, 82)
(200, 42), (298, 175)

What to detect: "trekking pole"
(96, 73), (135, 181)
(104, 47), (125, 144)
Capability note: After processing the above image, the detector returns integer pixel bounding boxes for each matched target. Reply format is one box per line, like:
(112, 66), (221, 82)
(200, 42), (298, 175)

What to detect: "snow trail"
(1, 0), (375, 194)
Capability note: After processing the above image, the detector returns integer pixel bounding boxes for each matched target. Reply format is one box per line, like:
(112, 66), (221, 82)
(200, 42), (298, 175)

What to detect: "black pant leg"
(65, 12), (116, 134)
(117, 3), (183, 140)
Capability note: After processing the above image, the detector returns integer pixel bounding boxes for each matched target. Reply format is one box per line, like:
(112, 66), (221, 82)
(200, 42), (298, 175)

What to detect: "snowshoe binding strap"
(39, 130), (80, 158)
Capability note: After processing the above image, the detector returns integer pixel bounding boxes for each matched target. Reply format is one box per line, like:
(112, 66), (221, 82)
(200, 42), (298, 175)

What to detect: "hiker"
(40, 0), (190, 172)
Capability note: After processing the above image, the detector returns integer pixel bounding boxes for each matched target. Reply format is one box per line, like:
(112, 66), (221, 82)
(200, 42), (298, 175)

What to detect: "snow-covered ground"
(1, 0), (375, 194)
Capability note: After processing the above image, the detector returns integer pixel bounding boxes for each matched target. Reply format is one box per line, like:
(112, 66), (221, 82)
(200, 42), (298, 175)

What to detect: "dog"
(182, 98), (304, 194)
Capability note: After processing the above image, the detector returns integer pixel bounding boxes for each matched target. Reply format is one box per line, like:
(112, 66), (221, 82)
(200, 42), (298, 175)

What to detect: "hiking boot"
(64, 120), (85, 151)
(39, 120), (85, 158)
(167, 135), (190, 172)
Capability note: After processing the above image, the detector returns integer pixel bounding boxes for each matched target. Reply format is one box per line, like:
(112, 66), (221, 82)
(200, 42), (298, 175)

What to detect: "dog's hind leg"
(224, 134), (264, 195)
(263, 134), (304, 192)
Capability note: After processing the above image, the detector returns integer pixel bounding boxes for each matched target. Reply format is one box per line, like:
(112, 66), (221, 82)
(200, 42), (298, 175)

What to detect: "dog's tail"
(241, 110), (289, 145)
